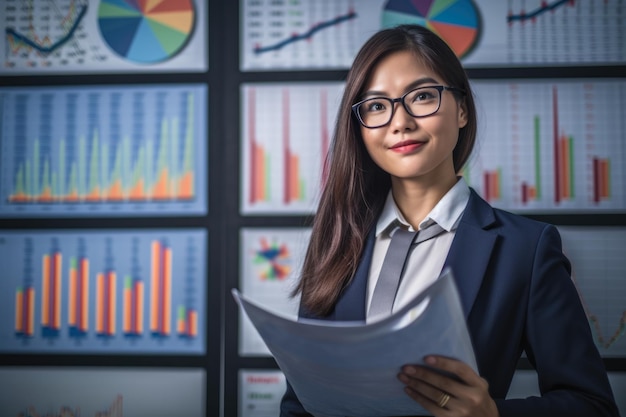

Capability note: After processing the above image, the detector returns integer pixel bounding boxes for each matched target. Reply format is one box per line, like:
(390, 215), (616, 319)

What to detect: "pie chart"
(97, 0), (196, 64)
(381, 0), (480, 58)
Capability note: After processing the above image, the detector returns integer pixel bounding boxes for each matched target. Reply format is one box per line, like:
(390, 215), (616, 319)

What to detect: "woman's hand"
(398, 355), (499, 417)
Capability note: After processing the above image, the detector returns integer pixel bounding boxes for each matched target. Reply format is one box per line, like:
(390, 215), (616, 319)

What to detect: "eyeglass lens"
(357, 86), (441, 127)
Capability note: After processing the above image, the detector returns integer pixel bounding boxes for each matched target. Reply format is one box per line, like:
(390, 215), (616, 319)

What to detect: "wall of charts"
(0, 1), (624, 416)
(0, 367), (206, 417)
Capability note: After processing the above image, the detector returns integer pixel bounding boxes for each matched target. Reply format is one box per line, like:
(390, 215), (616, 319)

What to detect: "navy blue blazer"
(281, 189), (618, 417)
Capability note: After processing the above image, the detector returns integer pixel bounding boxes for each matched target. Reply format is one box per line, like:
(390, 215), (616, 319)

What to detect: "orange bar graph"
(560, 135), (570, 199)
(289, 154), (300, 201)
(108, 179), (124, 201)
(97, 273), (104, 334)
(124, 278), (144, 335)
(248, 87), (270, 204)
(483, 170), (501, 202)
(69, 265), (77, 326)
(80, 259), (89, 331)
(108, 272), (116, 335)
(136, 281), (144, 334)
(252, 143), (267, 202)
(282, 89), (305, 204)
(42, 255), (50, 326)
(128, 179), (146, 201)
(178, 171), (194, 199)
(15, 290), (23, 332)
(41, 251), (62, 333)
(152, 169), (170, 200)
(123, 280), (131, 333)
(189, 310), (197, 337)
(150, 241), (172, 336)
(15, 286), (35, 336)
(177, 306), (198, 338)
(96, 271), (116, 336)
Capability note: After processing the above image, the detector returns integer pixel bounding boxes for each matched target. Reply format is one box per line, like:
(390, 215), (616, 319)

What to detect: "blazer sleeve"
(495, 225), (619, 417)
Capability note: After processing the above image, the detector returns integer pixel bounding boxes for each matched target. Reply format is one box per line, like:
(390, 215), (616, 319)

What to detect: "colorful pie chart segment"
(98, 0), (196, 64)
(382, 0), (480, 58)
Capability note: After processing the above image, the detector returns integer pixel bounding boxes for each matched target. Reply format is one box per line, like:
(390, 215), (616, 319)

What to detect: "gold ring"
(438, 392), (451, 408)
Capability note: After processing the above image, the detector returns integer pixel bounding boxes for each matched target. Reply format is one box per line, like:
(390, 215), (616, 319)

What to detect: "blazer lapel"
(332, 228), (376, 321)
(331, 189), (497, 321)
(444, 189), (498, 319)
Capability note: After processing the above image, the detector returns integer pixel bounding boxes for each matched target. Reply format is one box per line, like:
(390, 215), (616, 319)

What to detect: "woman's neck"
(390, 174), (458, 229)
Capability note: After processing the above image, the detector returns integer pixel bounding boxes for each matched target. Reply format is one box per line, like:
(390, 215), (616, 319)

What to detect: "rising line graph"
(507, 0), (573, 23)
(253, 9), (357, 54)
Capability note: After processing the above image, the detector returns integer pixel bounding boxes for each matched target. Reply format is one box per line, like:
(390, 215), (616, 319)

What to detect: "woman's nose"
(390, 102), (417, 132)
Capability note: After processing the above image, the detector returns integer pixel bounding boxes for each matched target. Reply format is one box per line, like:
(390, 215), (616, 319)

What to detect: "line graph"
(504, 0), (624, 64)
(241, 0), (364, 70)
(558, 227), (626, 357)
(254, 9), (357, 54)
(5, 1), (88, 55)
(461, 0), (625, 66)
(507, 0), (573, 23)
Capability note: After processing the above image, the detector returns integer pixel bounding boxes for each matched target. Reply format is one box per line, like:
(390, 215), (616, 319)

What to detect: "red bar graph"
(483, 169), (501, 202)
(593, 157), (611, 203)
(521, 182), (538, 204)
(552, 86), (575, 203)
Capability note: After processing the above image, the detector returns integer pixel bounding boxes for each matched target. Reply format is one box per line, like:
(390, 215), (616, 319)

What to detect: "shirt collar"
(375, 178), (470, 237)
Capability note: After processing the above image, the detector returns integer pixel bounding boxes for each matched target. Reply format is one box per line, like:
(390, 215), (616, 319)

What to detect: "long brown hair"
(295, 25), (478, 316)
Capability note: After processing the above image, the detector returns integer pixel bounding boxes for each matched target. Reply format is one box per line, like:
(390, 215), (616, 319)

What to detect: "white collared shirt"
(366, 178), (470, 322)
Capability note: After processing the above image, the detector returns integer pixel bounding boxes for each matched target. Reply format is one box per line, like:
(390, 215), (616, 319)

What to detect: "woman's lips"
(390, 140), (425, 153)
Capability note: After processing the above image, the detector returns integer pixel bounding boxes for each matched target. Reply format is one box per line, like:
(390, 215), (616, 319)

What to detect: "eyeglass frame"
(351, 85), (466, 129)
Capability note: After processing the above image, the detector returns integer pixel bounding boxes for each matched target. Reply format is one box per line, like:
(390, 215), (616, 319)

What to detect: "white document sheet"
(232, 267), (477, 417)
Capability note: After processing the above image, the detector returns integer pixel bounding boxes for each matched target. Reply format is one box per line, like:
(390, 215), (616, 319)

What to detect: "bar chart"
(2, 229), (207, 354)
(466, 79), (625, 212)
(0, 84), (208, 217)
(241, 83), (343, 214)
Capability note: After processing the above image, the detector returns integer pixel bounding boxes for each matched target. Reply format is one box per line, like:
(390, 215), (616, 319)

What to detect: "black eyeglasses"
(351, 85), (465, 129)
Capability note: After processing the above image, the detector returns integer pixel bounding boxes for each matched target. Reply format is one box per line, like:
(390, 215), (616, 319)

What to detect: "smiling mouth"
(390, 140), (425, 152)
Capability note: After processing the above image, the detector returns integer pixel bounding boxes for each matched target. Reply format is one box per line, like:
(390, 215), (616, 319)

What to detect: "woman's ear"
(457, 100), (468, 128)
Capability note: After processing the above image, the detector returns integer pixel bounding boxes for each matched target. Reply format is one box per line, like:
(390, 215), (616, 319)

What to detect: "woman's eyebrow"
(361, 77), (440, 98)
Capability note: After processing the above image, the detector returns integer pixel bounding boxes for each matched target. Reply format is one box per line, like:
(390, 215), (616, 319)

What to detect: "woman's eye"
(365, 101), (386, 112)
(414, 92), (435, 101)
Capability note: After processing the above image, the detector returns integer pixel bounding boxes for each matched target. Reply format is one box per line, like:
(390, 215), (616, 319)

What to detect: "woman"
(280, 25), (618, 416)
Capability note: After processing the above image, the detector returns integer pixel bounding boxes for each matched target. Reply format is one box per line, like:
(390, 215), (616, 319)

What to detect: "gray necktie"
(368, 222), (446, 319)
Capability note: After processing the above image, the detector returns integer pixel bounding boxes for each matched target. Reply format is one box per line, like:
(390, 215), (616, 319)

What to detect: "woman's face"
(358, 50), (467, 187)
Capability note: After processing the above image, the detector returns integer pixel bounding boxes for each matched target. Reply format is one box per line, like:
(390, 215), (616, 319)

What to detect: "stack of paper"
(232, 267), (477, 417)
